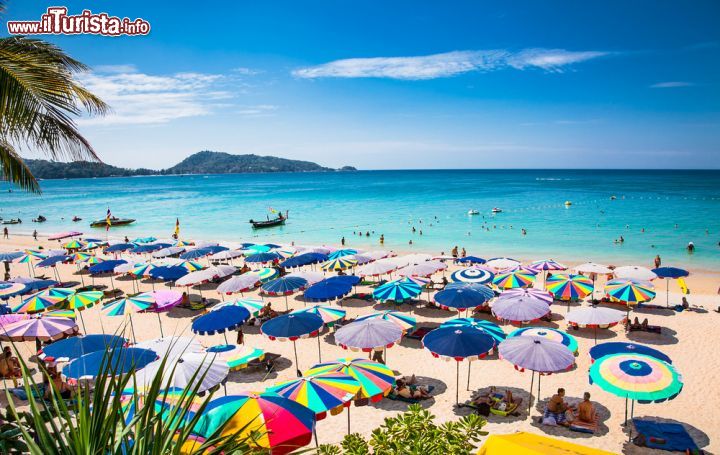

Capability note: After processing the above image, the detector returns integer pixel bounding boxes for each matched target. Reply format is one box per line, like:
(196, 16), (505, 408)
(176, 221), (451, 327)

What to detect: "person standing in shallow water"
(654, 254), (661, 268)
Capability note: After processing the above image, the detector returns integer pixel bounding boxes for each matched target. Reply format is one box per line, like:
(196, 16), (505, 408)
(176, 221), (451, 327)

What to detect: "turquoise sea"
(1, 170), (719, 271)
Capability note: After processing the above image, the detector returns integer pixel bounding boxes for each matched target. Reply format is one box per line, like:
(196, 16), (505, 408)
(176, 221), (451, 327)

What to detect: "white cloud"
(293, 49), (609, 80)
(93, 64), (138, 74)
(77, 70), (232, 126)
(650, 81), (695, 88)
(233, 67), (263, 75)
(236, 104), (278, 116)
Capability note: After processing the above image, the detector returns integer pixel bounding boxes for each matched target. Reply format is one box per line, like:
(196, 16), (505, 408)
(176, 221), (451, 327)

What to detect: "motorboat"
(467, 209), (479, 215)
(250, 212), (286, 229)
(491, 207), (502, 213)
(90, 217), (135, 228)
(564, 201), (573, 206)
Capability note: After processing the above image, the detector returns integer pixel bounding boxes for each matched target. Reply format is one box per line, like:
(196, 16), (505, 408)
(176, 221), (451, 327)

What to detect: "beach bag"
(543, 416), (557, 426)
(475, 402), (491, 417)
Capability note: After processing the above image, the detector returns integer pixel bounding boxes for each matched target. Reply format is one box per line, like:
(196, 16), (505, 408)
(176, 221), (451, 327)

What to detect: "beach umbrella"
(38, 334), (126, 364)
(485, 257), (520, 270)
(293, 304), (346, 326)
(614, 266), (657, 282)
(589, 342), (672, 364)
(396, 260), (447, 277)
(492, 270), (536, 290)
(82, 241), (106, 251)
(356, 260), (396, 278)
(566, 306), (627, 344)
(335, 319), (402, 354)
(363, 250), (390, 261)
(133, 237), (157, 244)
(321, 257), (357, 272)
(499, 288), (553, 305)
(651, 267), (690, 307)
(491, 295), (550, 324)
(304, 280), (352, 303)
(347, 254), (372, 265)
(150, 290), (183, 312)
(243, 244), (271, 253)
(528, 260), (567, 273)
(328, 249), (357, 260)
(88, 259), (127, 274)
(105, 243), (136, 253)
(134, 336), (204, 359)
(13, 287), (75, 314)
(37, 255), (71, 281)
(102, 294), (155, 342)
(280, 253), (328, 269)
(0, 317), (78, 341)
(212, 297), (264, 316)
(191, 306), (251, 344)
(246, 267), (279, 283)
(210, 249), (244, 260)
(48, 231), (82, 241)
(0, 282), (26, 299)
(131, 351), (229, 394)
(175, 265), (236, 287)
(63, 240), (85, 250)
(179, 247), (215, 260)
(206, 344), (264, 370)
(152, 246), (185, 259)
(261, 313), (324, 372)
(575, 263), (612, 300)
(450, 267), (494, 284)
(191, 392), (315, 454)
(245, 252), (282, 264)
(262, 276), (309, 310)
(326, 275), (361, 287)
(0, 313), (28, 329)
(287, 271), (325, 285)
(131, 243), (170, 254)
(440, 318), (506, 344)
(372, 279), (421, 303)
(270, 247), (297, 259)
(67, 252), (93, 264)
(422, 325), (496, 403)
(216, 274), (260, 295)
(0, 251), (23, 263)
(59, 291), (104, 332)
(356, 310), (416, 332)
(128, 263), (158, 278)
(305, 358), (394, 434)
(590, 353), (683, 436)
(498, 336), (575, 412)
(148, 265), (188, 282)
(456, 256), (486, 265)
(509, 327), (578, 354)
(546, 273), (594, 303)
(433, 286), (493, 312)
(268, 372), (360, 425)
(604, 278), (656, 305)
(174, 260), (205, 272)
(44, 309), (76, 319)
(63, 347), (157, 384)
(16, 279), (58, 296)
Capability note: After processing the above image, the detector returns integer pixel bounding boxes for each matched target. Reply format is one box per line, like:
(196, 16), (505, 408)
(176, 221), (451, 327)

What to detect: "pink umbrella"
(148, 290), (183, 337)
(48, 231), (83, 241)
(0, 313), (28, 328)
(0, 317), (78, 341)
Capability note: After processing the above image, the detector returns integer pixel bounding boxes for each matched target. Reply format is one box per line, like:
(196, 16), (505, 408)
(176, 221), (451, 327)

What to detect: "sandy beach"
(2, 234), (719, 454)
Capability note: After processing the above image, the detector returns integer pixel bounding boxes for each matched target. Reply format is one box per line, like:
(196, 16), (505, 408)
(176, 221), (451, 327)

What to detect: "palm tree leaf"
(0, 138), (38, 192)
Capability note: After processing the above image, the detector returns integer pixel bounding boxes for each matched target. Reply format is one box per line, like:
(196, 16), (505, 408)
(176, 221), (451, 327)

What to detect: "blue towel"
(633, 419), (699, 452)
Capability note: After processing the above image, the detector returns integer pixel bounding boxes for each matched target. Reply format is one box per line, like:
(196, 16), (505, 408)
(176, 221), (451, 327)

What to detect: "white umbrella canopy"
(387, 254), (431, 268)
(131, 352), (228, 394)
(575, 262), (612, 275)
(356, 260), (397, 277)
(115, 262), (140, 274)
(566, 306), (627, 328)
(334, 318), (403, 351)
(175, 265), (235, 287)
(347, 254), (373, 265)
(216, 274), (260, 294)
(396, 260), (447, 277)
(299, 246), (334, 255)
(613, 266), (657, 281)
(364, 250), (391, 261)
(152, 246), (185, 259)
(286, 271), (325, 285)
(210, 250), (245, 260)
(485, 257), (521, 270)
(194, 241), (220, 249)
(134, 336), (204, 360)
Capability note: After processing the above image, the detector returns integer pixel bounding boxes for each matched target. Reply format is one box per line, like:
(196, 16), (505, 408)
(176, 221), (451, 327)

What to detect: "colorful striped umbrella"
(509, 327), (578, 355)
(440, 318), (506, 344)
(68, 252), (93, 263)
(44, 309), (77, 319)
(247, 267), (279, 283)
(267, 372), (361, 418)
(372, 279), (421, 303)
(335, 318), (403, 352)
(321, 257), (357, 272)
(102, 294), (154, 316)
(328, 249), (357, 260)
(128, 263), (157, 277)
(206, 344), (265, 370)
(528, 260), (567, 272)
(63, 240), (85, 249)
(499, 288), (553, 305)
(293, 305), (346, 326)
(589, 342), (672, 364)
(191, 393), (315, 454)
(13, 288), (75, 313)
(590, 353), (683, 402)
(546, 273), (594, 301)
(604, 278), (656, 305)
(212, 297), (265, 316)
(175, 260), (205, 272)
(262, 276), (308, 296)
(305, 358), (395, 402)
(0, 317), (78, 341)
(355, 310), (416, 332)
(450, 267), (494, 284)
(61, 291), (104, 311)
(492, 270), (536, 289)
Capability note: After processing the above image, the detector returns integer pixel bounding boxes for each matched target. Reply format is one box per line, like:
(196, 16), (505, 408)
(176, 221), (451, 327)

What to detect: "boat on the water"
(467, 209), (479, 215)
(32, 215), (47, 223)
(2, 219), (21, 225)
(90, 217), (135, 228)
(491, 207), (503, 213)
(250, 211), (287, 229)
(564, 201), (573, 206)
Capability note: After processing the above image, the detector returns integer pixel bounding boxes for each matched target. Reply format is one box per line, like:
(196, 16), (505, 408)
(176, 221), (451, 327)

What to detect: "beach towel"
(570, 412), (599, 434)
(632, 419), (700, 453)
(543, 408), (567, 425)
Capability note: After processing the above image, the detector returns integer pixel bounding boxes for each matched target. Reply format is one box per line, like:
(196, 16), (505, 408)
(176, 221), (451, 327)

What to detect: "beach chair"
(387, 385), (435, 404)
(245, 353), (282, 381)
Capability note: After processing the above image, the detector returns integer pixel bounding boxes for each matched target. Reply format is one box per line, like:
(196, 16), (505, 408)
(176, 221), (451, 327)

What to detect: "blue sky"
(3, 1), (719, 169)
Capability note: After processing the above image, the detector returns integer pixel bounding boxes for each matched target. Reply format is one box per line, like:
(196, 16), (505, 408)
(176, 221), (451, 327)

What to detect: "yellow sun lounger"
(478, 432), (617, 455)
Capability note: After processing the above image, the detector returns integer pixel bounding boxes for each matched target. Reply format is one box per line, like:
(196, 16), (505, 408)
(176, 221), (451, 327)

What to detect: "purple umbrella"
(498, 336), (575, 412)
(334, 319), (403, 353)
(499, 288), (553, 305)
(0, 317), (78, 342)
(491, 296), (551, 324)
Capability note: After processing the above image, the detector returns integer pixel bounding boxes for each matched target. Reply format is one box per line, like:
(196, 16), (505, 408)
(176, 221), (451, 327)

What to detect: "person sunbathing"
(0, 347), (21, 380)
(394, 379), (430, 399)
(258, 303), (277, 319)
(43, 367), (73, 400)
(575, 392), (596, 423)
(544, 388), (572, 426)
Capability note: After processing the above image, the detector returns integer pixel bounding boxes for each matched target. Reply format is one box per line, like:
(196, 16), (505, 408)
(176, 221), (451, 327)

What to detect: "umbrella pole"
(528, 371), (535, 413)
(129, 314), (137, 343)
(285, 295), (289, 311)
(666, 280), (670, 308)
(317, 336), (322, 363)
(110, 274), (116, 292)
(78, 311), (87, 334)
(314, 427), (319, 448)
(537, 373), (541, 411)
(347, 406), (351, 435)
(455, 361), (460, 405)
(466, 362), (471, 391)
(629, 399), (635, 441)
(156, 312), (164, 338)
(624, 396), (628, 427)
(293, 340), (300, 376)
(223, 332), (228, 345)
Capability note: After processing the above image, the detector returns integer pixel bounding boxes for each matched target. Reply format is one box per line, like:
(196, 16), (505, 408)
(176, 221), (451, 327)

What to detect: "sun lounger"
(632, 419), (700, 453)
(348, 293), (373, 301)
(406, 326), (433, 340)
(387, 385), (435, 403)
(245, 353), (282, 380)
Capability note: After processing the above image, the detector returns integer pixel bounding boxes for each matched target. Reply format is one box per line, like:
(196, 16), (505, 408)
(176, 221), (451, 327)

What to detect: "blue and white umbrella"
(304, 280), (352, 303)
(62, 347), (157, 383)
(450, 267), (494, 284)
(433, 285), (493, 312)
(372, 279), (422, 303)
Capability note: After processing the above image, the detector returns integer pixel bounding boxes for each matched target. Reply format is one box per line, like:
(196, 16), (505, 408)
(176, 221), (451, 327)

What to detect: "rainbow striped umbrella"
(492, 270), (536, 289)
(61, 291), (104, 311)
(128, 263), (156, 277)
(268, 372), (361, 417)
(546, 273), (594, 301)
(321, 257), (357, 272)
(206, 344), (265, 370)
(68, 252), (93, 263)
(63, 240), (85, 249)
(355, 310), (416, 332)
(293, 305), (346, 325)
(372, 279), (422, 303)
(305, 358), (395, 401)
(212, 297), (265, 316)
(192, 392), (315, 453)
(0, 317), (78, 341)
(44, 309), (77, 319)
(590, 353), (682, 403)
(509, 327), (578, 354)
(604, 278), (656, 305)
(450, 267), (494, 284)
(528, 259), (567, 272)
(83, 256), (104, 265)
(0, 282), (25, 298)
(175, 260), (204, 272)
(82, 241), (106, 250)
(247, 267), (279, 283)
(328, 249), (357, 260)
(102, 294), (154, 316)
(13, 288), (75, 313)
(440, 318), (506, 344)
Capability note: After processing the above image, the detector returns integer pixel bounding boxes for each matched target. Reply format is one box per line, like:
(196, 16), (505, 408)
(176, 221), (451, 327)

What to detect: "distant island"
(26, 151), (356, 180)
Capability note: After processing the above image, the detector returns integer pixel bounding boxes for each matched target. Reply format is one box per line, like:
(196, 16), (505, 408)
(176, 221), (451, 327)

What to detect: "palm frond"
(0, 137), (38, 192)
